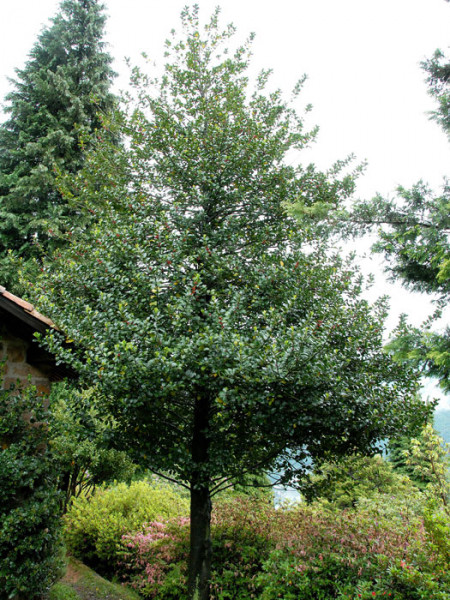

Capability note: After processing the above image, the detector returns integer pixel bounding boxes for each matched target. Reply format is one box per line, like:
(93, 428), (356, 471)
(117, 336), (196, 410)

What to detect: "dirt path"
(54, 557), (140, 600)
(63, 560), (82, 584)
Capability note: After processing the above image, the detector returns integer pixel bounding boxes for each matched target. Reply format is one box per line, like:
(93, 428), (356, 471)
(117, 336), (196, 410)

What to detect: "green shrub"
(48, 382), (137, 512)
(0, 385), (64, 600)
(402, 424), (450, 569)
(65, 483), (450, 599)
(422, 498), (450, 567)
(209, 497), (275, 600)
(63, 479), (189, 574)
(119, 495), (450, 600)
(301, 453), (418, 509)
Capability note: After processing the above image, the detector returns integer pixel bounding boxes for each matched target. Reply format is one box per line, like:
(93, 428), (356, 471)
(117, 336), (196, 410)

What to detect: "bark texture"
(188, 393), (212, 600)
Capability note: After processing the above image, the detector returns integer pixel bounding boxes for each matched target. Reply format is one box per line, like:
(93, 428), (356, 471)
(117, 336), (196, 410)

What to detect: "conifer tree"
(308, 24), (450, 393)
(0, 0), (116, 291)
(350, 43), (450, 393)
(388, 433), (434, 490)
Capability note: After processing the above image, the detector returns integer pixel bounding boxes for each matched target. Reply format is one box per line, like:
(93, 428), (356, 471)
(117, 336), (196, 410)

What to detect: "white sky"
(0, 0), (449, 407)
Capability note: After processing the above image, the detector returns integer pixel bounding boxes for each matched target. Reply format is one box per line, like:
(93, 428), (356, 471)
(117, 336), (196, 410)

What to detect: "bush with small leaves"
(0, 384), (64, 600)
(301, 453), (418, 509)
(48, 382), (137, 512)
(63, 479), (189, 575)
(255, 499), (449, 600)
(117, 496), (450, 599)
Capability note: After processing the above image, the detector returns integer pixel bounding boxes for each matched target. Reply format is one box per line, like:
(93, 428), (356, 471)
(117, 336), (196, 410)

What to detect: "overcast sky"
(0, 0), (449, 406)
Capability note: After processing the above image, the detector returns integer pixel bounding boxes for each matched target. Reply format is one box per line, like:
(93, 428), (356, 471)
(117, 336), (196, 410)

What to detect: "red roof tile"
(0, 286), (55, 329)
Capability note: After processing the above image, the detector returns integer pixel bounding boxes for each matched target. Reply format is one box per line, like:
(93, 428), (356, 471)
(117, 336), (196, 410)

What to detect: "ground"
(50, 557), (140, 600)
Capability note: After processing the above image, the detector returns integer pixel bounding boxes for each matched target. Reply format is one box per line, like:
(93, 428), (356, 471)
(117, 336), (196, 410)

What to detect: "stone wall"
(0, 332), (51, 395)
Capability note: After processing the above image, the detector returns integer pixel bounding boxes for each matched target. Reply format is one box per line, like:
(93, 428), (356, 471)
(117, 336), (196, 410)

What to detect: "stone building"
(0, 286), (69, 394)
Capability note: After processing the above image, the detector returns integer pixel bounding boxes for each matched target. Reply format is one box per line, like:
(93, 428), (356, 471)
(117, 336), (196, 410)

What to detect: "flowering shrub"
(119, 517), (190, 598)
(64, 482), (449, 599)
(117, 498), (275, 600)
(63, 480), (189, 574)
(255, 499), (450, 600)
(117, 496), (450, 599)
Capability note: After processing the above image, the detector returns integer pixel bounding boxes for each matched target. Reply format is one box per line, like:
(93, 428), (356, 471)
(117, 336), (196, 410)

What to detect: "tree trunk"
(188, 484), (212, 600)
(188, 393), (212, 600)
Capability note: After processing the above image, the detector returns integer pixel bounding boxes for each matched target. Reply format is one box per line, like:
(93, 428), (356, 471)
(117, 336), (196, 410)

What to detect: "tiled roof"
(0, 286), (55, 330)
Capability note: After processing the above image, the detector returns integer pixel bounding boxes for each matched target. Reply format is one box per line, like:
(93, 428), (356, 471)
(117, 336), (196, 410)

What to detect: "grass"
(50, 583), (81, 600)
(49, 556), (141, 600)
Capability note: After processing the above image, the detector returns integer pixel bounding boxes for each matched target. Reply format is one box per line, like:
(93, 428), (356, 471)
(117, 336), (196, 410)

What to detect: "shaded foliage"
(0, 384), (64, 600)
(48, 382), (136, 513)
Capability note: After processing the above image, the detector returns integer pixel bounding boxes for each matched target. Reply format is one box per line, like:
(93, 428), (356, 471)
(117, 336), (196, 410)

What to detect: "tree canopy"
(0, 0), (116, 292)
(28, 7), (429, 599)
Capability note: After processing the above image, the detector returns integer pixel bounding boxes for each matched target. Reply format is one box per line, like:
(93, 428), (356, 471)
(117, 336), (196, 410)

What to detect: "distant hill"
(434, 409), (450, 445)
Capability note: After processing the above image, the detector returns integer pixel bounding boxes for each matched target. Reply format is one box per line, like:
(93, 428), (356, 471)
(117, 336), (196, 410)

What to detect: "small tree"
(29, 8), (429, 599)
(48, 382), (136, 513)
(389, 428), (436, 490)
(301, 454), (417, 509)
(0, 0), (116, 292)
(405, 423), (450, 508)
(404, 423), (450, 563)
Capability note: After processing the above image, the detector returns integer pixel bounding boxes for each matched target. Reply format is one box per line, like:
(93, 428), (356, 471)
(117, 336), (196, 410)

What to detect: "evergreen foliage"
(0, 385), (64, 600)
(48, 382), (137, 513)
(388, 434), (434, 490)
(28, 7), (430, 598)
(405, 423), (450, 508)
(361, 68), (449, 393)
(343, 178), (450, 393)
(0, 378), (138, 598)
(326, 23), (450, 394)
(301, 453), (418, 508)
(422, 47), (450, 138)
(0, 0), (116, 291)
